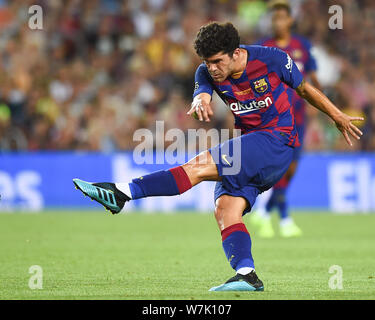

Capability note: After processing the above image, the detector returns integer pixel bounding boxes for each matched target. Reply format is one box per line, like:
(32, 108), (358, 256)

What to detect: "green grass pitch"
(0, 211), (374, 300)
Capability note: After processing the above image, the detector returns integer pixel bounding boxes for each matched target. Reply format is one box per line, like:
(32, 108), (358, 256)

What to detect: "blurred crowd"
(0, 0), (374, 152)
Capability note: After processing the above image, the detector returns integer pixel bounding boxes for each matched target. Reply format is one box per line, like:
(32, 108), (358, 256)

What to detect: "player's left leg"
(73, 150), (220, 214)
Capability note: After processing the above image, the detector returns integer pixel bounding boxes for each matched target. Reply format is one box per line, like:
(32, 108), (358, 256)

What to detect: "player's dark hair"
(194, 22), (240, 59)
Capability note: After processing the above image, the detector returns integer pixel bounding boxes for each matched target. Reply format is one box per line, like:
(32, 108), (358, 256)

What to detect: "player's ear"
(231, 48), (241, 60)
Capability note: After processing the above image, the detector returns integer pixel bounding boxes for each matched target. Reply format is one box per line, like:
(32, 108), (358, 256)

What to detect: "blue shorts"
(209, 131), (294, 215)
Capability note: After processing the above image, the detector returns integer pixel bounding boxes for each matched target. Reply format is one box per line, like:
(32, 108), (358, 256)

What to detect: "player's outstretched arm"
(296, 80), (364, 146)
(187, 92), (213, 122)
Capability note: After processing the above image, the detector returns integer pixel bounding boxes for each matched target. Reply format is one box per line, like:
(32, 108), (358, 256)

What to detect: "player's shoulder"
(195, 63), (211, 77)
(196, 62), (207, 72)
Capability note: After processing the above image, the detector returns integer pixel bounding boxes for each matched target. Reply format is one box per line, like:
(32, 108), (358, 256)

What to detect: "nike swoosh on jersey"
(222, 154), (232, 166)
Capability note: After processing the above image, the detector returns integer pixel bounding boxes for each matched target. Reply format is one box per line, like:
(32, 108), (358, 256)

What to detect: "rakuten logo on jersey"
(228, 96), (273, 115)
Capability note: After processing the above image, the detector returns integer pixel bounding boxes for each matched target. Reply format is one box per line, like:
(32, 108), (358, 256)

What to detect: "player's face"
(203, 50), (239, 82)
(272, 8), (293, 37)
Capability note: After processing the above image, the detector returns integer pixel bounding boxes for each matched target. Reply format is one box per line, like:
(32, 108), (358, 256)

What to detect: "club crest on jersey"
(253, 78), (268, 93)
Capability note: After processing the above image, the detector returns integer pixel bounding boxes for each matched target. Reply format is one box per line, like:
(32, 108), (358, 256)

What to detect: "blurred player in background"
(249, 0), (322, 238)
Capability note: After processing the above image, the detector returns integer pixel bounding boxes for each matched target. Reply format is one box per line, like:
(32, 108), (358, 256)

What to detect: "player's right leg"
(73, 150), (220, 214)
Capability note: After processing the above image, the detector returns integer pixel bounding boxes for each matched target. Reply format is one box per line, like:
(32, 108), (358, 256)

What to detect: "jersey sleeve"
(272, 47), (304, 89)
(192, 64), (214, 98)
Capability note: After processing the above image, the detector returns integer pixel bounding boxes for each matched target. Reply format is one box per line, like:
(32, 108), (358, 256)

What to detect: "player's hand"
(334, 112), (364, 146)
(187, 97), (213, 122)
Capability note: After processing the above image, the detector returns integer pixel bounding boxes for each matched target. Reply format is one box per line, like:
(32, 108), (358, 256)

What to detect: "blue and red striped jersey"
(257, 35), (317, 128)
(193, 45), (304, 147)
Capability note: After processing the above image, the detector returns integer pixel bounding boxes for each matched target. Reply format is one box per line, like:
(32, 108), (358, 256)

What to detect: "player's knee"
(183, 162), (204, 179)
(214, 195), (248, 230)
(214, 195), (232, 221)
(182, 151), (218, 184)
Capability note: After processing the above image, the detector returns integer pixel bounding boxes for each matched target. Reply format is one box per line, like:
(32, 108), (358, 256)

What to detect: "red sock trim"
(274, 175), (289, 189)
(221, 223), (249, 241)
(169, 166), (193, 194)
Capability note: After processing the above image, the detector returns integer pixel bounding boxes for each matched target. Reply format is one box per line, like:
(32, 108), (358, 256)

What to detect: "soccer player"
(250, 0), (322, 238)
(73, 22), (363, 291)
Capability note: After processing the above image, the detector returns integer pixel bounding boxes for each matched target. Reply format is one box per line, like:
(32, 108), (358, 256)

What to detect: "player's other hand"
(334, 112), (364, 146)
(187, 97), (213, 122)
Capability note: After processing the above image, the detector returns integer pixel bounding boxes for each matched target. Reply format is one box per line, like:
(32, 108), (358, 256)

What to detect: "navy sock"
(273, 188), (288, 219)
(266, 189), (276, 212)
(221, 223), (254, 271)
(129, 166), (192, 200)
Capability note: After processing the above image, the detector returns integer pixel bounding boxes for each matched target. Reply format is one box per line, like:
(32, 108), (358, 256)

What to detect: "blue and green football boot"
(209, 270), (264, 292)
(73, 178), (130, 214)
